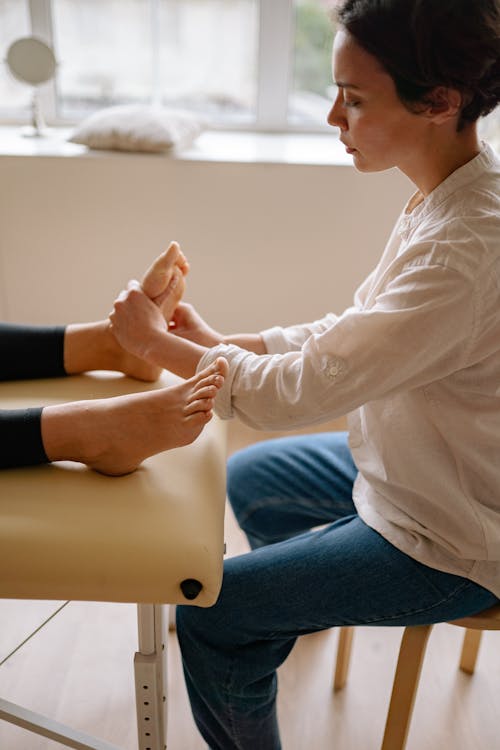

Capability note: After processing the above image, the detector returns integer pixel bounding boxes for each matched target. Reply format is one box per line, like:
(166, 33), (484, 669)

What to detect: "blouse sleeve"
(197, 261), (476, 430)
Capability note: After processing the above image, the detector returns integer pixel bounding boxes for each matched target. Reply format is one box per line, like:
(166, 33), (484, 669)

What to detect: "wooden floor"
(0, 421), (499, 750)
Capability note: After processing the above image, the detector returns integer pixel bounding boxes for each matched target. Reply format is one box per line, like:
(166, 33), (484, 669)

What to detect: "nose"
(327, 88), (348, 131)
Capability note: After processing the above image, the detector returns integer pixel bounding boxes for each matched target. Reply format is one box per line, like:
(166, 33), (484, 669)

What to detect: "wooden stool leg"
(381, 625), (433, 750)
(459, 628), (482, 675)
(334, 626), (354, 691)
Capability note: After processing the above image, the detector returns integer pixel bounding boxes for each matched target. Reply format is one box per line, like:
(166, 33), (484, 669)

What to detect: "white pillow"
(68, 105), (204, 153)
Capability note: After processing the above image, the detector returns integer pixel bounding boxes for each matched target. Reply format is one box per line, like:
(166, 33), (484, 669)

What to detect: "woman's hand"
(109, 281), (169, 363)
(110, 282), (209, 379)
(171, 302), (267, 355)
(170, 302), (225, 348)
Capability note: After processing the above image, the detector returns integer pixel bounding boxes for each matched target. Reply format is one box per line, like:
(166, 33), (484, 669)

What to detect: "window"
(0, 0), (31, 116)
(53, 0), (260, 126)
(1, 0), (498, 142)
(0, 0), (337, 132)
(479, 109), (500, 154)
(291, 0), (335, 126)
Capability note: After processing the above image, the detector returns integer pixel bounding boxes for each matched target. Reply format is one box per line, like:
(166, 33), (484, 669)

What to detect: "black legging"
(0, 323), (66, 469)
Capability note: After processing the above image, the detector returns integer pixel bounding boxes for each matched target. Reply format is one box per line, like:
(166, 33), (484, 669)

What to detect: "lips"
(341, 140), (356, 154)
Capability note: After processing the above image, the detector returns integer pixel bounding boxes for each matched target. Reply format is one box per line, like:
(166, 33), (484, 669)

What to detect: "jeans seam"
(360, 579), (474, 625)
(237, 496), (298, 527)
(224, 653), (243, 750)
(238, 493), (356, 525)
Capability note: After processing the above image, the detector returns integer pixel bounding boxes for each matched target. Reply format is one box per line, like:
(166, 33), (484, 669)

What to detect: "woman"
(110, 1), (500, 747)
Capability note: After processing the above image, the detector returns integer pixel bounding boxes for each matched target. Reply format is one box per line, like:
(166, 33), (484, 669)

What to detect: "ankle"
(41, 401), (107, 466)
(64, 320), (116, 374)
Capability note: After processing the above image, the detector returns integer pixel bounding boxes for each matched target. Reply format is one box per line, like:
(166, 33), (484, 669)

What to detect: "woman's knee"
(227, 433), (355, 545)
(227, 442), (273, 525)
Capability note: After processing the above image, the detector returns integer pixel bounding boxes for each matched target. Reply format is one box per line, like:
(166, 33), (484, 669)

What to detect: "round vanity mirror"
(7, 36), (56, 86)
(6, 36), (57, 136)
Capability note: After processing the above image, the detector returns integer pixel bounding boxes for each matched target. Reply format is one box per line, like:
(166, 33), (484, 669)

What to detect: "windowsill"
(0, 126), (353, 167)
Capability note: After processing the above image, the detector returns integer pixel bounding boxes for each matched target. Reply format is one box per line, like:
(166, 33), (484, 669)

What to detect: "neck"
(401, 123), (481, 197)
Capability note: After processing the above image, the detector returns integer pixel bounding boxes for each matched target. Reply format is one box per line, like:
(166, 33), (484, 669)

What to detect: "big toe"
(214, 357), (229, 380)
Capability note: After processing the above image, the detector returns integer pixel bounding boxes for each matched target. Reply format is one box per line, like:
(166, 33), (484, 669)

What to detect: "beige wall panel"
(0, 154), (411, 331)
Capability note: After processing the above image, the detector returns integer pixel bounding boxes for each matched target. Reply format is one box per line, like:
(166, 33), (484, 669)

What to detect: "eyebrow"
(335, 81), (362, 90)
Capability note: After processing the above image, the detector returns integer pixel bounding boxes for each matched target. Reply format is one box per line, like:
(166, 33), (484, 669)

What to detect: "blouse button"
(326, 359), (344, 379)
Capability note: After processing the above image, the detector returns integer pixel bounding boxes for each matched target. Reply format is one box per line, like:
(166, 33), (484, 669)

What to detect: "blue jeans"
(176, 432), (498, 750)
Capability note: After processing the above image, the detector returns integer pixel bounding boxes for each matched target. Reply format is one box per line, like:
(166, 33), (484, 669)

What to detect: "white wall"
(0, 152), (411, 332)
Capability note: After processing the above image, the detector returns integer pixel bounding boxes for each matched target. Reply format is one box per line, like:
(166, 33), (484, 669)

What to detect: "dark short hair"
(336, 0), (500, 129)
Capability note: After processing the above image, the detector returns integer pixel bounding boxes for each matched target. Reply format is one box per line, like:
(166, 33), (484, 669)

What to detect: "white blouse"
(198, 143), (500, 597)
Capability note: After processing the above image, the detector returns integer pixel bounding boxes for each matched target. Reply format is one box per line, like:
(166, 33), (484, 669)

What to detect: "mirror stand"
(22, 89), (48, 138)
(6, 36), (57, 139)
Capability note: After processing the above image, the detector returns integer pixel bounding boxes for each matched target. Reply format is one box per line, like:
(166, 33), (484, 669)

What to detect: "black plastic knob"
(180, 578), (203, 600)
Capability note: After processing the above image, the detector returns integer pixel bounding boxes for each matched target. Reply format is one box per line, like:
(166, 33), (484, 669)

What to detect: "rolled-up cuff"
(197, 344), (254, 421)
(260, 325), (292, 354)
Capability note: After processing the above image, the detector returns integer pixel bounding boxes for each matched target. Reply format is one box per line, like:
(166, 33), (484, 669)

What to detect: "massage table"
(0, 370), (227, 749)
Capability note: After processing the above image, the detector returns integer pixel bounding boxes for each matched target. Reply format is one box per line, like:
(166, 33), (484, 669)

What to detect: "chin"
(352, 153), (394, 173)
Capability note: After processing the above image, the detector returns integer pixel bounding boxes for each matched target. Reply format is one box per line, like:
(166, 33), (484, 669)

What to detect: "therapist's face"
(327, 29), (428, 174)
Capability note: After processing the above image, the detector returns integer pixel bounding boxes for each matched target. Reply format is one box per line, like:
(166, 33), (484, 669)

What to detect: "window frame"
(11, 0), (330, 134)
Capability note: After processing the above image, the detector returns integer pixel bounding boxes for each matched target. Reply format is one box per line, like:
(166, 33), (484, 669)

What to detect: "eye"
(340, 88), (361, 108)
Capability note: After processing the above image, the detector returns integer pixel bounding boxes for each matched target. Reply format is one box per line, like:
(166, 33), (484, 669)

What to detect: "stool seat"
(334, 600), (500, 750)
(448, 603), (500, 630)
(0, 370), (227, 606)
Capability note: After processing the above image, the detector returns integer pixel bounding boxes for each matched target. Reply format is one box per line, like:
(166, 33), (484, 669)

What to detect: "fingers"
(109, 280), (168, 359)
(168, 301), (193, 330)
(112, 281), (157, 313)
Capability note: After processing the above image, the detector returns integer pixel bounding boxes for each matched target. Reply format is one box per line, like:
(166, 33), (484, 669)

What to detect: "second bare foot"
(88, 357), (227, 475)
(42, 358), (228, 476)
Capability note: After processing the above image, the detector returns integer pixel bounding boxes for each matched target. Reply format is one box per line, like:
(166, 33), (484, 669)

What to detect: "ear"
(422, 86), (462, 124)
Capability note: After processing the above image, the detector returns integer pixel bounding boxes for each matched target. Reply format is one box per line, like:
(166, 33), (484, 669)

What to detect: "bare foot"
(42, 358), (228, 476)
(64, 320), (162, 382)
(103, 242), (187, 379)
(141, 241), (189, 322)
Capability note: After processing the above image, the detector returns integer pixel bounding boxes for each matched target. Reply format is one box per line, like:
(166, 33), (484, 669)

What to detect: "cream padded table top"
(0, 371), (227, 606)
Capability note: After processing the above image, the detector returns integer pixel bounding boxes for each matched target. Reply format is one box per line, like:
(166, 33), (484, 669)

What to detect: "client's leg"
(41, 357), (228, 475)
(64, 320), (162, 382)
(0, 322), (67, 382)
